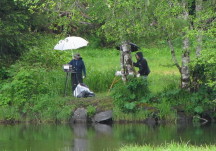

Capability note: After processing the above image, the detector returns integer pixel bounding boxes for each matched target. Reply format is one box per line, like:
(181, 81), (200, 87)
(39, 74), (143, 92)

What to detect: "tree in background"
(86, 0), (153, 81)
(0, 0), (30, 60)
(153, 0), (215, 91)
(0, 0), (56, 64)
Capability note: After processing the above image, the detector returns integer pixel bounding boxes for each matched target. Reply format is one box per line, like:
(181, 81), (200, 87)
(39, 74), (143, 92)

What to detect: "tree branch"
(167, 39), (181, 73)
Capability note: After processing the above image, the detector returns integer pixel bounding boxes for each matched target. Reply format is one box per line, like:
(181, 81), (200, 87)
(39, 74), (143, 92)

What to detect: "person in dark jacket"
(68, 53), (86, 91)
(133, 52), (150, 77)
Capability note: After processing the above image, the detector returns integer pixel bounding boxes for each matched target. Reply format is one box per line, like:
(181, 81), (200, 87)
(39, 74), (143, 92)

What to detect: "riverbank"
(119, 143), (216, 151)
(0, 92), (215, 125)
(70, 96), (215, 126)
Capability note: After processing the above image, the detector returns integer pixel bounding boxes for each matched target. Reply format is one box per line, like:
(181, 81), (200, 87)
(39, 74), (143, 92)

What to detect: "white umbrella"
(54, 36), (89, 51)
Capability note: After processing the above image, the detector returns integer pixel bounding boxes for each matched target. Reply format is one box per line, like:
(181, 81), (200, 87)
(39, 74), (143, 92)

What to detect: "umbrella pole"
(71, 50), (74, 58)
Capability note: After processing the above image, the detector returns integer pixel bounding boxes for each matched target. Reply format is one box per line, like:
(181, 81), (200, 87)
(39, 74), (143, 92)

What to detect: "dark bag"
(77, 90), (95, 98)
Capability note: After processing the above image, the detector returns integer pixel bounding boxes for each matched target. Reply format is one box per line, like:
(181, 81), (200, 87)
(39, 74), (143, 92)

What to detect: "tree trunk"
(120, 41), (136, 82)
(195, 0), (203, 57)
(181, 37), (190, 90)
(120, 50), (127, 82)
(191, 0), (203, 91)
(181, 0), (191, 90)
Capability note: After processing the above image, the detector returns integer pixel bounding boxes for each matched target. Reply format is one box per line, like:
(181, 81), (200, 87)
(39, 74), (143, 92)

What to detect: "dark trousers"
(71, 73), (83, 91)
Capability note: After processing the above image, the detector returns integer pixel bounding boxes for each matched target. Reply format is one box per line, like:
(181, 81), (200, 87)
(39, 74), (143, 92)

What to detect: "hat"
(73, 53), (81, 59)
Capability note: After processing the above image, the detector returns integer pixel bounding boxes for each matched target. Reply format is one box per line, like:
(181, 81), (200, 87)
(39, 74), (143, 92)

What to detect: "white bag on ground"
(74, 83), (95, 98)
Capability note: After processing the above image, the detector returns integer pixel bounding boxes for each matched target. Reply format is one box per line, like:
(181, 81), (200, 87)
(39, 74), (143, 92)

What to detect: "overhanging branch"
(167, 39), (181, 73)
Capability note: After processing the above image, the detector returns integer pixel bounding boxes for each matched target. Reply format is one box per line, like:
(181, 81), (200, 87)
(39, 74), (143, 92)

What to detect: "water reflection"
(93, 123), (112, 134)
(72, 124), (88, 151)
(0, 123), (216, 151)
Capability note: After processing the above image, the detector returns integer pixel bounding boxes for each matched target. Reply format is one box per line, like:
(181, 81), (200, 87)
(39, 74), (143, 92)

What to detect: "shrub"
(156, 83), (215, 117)
(111, 77), (151, 113)
(0, 67), (66, 114)
(190, 49), (216, 93)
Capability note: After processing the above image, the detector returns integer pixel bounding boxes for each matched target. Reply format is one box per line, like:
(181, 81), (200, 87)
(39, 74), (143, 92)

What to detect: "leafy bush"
(0, 105), (22, 121)
(190, 49), (216, 93)
(156, 83), (215, 117)
(0, 66), (66, 115)
(111, 77), (151, 113)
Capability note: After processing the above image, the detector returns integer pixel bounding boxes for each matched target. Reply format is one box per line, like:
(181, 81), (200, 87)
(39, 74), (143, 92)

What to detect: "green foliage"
(153, 98), (176, 122)
(191, 49), (216, 92)
(111, 77), (150, 113)
(0, 95), (75, 122)
(91, 0), (159, 43)
(155, 83), (215, 117)
(0, 105), (22, 121)
(86, 105), (96, 117)
(189, 48), (216, 115)
(153, 0), (185, 39)
(0, 67), (64, 109)
(0, 36), (69, 121)
(113, 107), (150, 122)
(0, 66), (8, 81)
(0, 0), (51, 61)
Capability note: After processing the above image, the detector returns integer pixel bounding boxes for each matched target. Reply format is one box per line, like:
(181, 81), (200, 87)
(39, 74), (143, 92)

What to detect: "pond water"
(0, 123), (216, 151)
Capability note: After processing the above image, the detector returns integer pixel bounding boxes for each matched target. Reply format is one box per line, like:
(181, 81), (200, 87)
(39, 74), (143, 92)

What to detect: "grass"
(62, 46), (182, 94)
(66, 92), (113, 112)
(119, 143), (216, 151)
(29, 35), (183, 94)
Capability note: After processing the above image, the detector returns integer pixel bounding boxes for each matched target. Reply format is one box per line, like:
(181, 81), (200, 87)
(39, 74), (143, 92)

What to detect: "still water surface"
(0, 123), (216, 151)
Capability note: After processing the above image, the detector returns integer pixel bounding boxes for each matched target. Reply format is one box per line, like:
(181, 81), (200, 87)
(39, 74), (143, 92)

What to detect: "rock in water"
(92, 110), (112, 123)
(71, 108), (87, 123)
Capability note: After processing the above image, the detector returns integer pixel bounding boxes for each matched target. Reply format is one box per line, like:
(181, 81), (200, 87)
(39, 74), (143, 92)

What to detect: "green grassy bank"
(119, 143), (216, 151)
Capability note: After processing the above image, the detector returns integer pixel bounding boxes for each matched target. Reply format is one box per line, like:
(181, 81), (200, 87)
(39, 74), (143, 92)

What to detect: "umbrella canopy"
(116, 42), (139, 52)
(54, 36), (88, 51)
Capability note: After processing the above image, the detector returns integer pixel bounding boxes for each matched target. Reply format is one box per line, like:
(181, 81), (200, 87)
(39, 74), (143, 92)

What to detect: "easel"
(64, 71), (80, 96)
(63, 64), (75, 96)
(64, 72), (71, 96)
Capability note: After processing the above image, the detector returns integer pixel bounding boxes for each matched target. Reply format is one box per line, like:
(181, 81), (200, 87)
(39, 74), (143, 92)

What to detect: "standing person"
(68, 53), (86, 91)
(133, 52), (150, 78)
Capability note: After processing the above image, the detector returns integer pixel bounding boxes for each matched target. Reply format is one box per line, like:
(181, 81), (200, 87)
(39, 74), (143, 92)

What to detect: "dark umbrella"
(116, 42), (139, 52)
